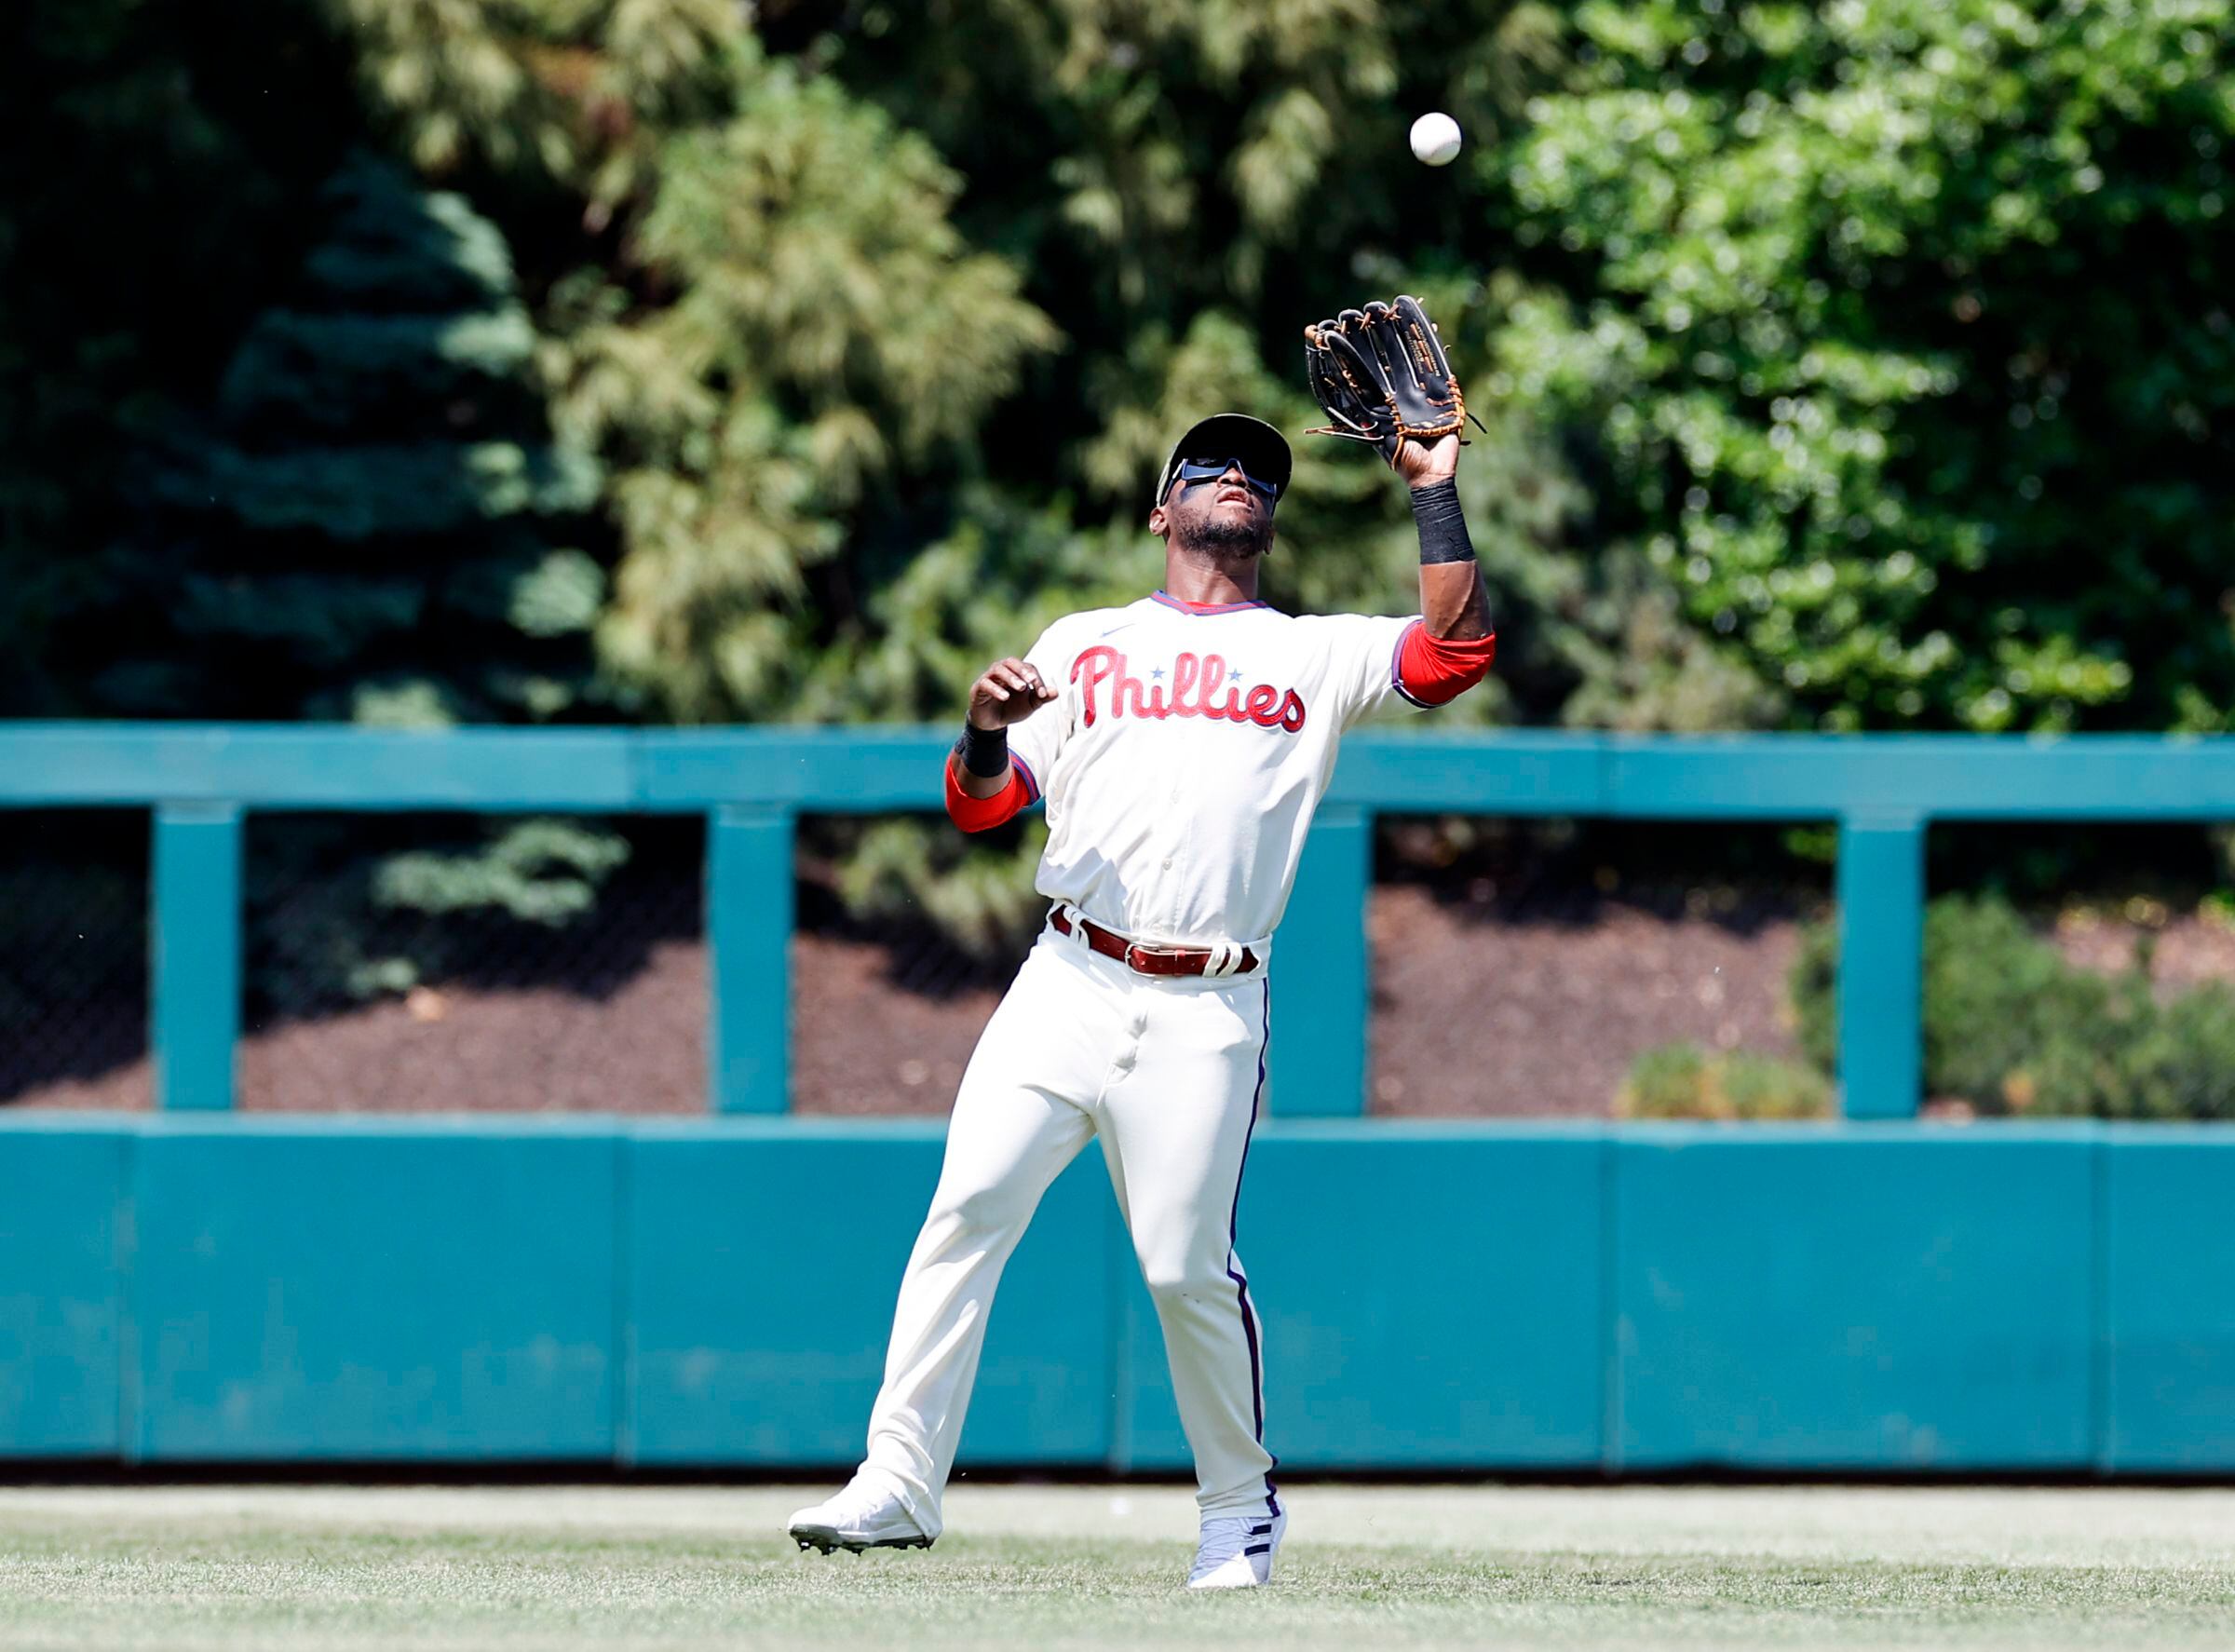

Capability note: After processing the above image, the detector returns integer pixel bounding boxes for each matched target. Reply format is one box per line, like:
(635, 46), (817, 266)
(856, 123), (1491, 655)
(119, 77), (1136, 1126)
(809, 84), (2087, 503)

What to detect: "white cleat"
(786, 1482), (933, 1555)
(1186, 1508), (1287, 1590)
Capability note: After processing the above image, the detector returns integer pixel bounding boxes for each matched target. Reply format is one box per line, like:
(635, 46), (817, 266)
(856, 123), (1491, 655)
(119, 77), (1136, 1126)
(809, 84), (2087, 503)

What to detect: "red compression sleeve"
(943, 753), (1036, 833)
(1394, 619), (1498, 707)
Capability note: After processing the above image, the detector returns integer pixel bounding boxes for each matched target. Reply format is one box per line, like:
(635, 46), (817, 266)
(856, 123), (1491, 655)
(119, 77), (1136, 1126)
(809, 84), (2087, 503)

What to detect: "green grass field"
(3, 1482), (2232, 1650)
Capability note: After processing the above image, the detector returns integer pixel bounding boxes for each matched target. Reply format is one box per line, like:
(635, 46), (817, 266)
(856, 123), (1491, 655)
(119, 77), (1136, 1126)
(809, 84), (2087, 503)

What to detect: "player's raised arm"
(945, 655), (1056, 830)
(1390, 432), (1492, 643)
(1304, 295), (1497, 704)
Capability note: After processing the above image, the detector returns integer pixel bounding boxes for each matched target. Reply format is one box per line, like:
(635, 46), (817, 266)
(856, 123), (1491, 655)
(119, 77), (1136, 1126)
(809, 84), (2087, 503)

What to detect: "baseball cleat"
(786, 1483), (933, 1555)
(1186, 1508), (1287, 1589)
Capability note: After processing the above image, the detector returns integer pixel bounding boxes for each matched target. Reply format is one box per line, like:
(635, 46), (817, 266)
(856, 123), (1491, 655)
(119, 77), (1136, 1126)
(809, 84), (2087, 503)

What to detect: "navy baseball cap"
(1156, 413), (1293, 510)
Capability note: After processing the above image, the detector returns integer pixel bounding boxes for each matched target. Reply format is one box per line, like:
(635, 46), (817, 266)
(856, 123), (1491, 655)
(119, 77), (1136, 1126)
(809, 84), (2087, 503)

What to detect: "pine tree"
(138, 155), (621, 1009)
(128, 154), (602, 725)
(0, 0), (359, 718)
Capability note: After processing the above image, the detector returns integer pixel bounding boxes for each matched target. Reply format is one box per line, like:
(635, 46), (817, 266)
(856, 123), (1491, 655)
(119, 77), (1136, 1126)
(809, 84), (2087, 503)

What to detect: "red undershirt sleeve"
(943, 752), (1037, 833)
(1394, 618), (1498, 707)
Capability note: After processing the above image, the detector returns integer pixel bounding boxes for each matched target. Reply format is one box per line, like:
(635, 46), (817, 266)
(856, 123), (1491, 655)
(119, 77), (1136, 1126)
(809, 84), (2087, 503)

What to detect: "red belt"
(1050, 908), (1261, 978)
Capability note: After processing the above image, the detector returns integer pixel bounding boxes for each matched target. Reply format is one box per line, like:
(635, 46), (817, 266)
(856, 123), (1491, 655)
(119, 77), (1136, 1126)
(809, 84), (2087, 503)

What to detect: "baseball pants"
(859, 921), (1279, 1537)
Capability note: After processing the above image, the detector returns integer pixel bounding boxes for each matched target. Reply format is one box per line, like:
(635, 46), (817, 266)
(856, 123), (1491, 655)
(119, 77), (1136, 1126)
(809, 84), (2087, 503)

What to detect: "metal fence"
(237, 814), (706, 1113)
(7, 724), (2235, 1118)
(0, 810), (149, 1108)
(1364, 816), (1830, 1116)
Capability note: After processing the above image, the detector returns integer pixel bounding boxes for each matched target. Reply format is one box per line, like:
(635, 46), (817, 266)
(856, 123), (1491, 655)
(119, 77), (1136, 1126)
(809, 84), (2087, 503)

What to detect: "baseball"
(1410, 112), (1463, 168)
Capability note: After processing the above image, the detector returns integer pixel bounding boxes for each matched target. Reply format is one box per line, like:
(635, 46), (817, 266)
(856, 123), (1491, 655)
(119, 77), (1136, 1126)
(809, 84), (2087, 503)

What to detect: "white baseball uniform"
(856, 589), (1491, 1537)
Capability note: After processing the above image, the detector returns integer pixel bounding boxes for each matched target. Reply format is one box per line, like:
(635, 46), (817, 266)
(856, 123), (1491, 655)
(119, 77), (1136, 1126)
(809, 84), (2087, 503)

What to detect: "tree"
(1489, 0), (2235, 732)
(310, 3), (1065, 724)
(0, 0), (359, 716)
(805, 0), (1591, 726)
(548, 55), (1061, 722)
(140, 154), (619, 1006)
(108, 155), (603, 724)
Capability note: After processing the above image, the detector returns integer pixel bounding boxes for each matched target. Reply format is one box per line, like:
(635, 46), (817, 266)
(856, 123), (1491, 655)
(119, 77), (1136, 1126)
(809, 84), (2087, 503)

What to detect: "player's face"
(1159, 460), (1276, 560)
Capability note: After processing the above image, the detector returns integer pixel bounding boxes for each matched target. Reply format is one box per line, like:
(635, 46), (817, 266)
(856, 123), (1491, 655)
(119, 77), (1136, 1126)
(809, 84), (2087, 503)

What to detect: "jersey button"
(1161, 858), (1172, 869)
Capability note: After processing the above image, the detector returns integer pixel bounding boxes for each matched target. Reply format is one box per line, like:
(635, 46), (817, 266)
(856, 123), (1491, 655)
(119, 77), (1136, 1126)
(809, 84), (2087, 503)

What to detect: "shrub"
(1920, 898), (2146, 1116)
(1619, 1044), (1709, 1118)
(1791, 893), (2235, 1118)
(2121, 984), (2235, 1121)
(1618, 1044), (1832, 1122)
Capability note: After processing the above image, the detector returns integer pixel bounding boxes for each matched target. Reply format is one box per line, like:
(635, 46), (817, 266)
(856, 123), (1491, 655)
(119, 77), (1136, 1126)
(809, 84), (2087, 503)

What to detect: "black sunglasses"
(1175, 457), (1282, 501)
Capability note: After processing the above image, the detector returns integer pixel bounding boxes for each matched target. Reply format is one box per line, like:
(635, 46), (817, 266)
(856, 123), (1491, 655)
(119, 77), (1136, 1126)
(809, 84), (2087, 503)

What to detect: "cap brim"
(1158, 413), (1293, 508)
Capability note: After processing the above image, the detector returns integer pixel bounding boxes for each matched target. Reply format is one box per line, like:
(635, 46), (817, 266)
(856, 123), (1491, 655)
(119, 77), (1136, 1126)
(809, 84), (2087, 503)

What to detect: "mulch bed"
(1365, 882), (1808, 1116)
(12, 897), (2231, 1118)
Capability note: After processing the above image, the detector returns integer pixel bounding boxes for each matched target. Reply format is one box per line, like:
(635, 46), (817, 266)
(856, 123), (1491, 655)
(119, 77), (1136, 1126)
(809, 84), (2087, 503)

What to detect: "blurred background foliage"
(1786, 889), (2235, 1119)
(3, 0), (2232, 972)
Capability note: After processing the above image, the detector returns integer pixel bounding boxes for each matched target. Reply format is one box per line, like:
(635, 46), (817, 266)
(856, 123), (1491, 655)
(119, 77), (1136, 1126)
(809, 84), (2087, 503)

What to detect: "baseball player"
(790, 328), (1494, 1587)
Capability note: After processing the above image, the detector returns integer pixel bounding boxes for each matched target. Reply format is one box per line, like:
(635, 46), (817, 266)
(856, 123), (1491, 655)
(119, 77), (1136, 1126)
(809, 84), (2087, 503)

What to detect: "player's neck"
(1159, 550), (1260, 608)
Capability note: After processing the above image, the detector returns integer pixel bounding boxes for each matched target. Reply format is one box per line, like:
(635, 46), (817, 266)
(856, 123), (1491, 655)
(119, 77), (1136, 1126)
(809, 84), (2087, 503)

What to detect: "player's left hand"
(1301, 295), (1482, 470)
(1390, 432), (1459, 489)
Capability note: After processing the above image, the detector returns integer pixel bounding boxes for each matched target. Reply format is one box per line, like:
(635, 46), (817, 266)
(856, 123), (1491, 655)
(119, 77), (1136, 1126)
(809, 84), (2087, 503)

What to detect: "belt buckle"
(1123, 941), (1153, 973)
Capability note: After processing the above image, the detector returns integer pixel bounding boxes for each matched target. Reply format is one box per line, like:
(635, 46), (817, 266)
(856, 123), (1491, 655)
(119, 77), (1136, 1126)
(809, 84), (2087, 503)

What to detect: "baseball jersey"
(985, 590), (1461, 952)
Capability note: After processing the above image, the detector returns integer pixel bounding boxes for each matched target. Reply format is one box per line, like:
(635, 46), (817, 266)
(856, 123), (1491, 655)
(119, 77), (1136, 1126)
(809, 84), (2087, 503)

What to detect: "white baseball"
(1410, 112), (1463, 168)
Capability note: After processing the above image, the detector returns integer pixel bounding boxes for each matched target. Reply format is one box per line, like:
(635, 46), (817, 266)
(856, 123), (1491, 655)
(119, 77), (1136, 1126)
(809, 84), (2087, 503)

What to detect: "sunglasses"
(1175, 457), (1282, 501)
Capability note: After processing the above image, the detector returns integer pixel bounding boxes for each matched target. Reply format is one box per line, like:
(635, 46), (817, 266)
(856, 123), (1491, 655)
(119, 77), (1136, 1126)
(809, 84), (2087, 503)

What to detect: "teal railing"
(7, 724), (2235, 1119)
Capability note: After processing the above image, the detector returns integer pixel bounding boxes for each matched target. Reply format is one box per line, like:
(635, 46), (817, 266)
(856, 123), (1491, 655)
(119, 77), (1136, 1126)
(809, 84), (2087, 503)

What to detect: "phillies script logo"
(1071, 646), (1307, 732)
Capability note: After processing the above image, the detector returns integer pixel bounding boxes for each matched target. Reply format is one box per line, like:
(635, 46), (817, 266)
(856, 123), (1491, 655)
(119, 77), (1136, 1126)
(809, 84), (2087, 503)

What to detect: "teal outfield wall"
(8, 726), (2235, 1473)
(6, 1116), (2233, 1473)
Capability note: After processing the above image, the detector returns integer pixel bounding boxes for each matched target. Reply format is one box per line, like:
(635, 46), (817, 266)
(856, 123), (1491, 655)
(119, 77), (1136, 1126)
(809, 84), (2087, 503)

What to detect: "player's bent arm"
(944, 752), (1035, 831)
(944, 655), (1056, 829)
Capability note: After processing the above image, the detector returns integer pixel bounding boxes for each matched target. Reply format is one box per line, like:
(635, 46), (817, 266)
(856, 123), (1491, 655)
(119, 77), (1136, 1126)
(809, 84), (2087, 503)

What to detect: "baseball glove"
(1302, 295), (1482, 458)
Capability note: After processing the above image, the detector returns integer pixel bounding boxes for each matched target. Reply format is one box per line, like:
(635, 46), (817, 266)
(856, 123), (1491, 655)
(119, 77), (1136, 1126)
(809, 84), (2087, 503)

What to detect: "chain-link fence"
(1911, 821), (2235, 1121)
(238, 813), (704, 1113)
(0, 803), (1858, 1121)
(792, 814), (1032, 1116)
(0, 810), (151, 1109)
(791, 811), (1847, 1119)
(1368, 817), (1833, 1119)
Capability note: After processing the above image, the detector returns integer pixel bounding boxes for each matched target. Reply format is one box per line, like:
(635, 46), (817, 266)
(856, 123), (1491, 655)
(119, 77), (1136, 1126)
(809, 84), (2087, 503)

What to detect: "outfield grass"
(3, 1482), (2232, 1650)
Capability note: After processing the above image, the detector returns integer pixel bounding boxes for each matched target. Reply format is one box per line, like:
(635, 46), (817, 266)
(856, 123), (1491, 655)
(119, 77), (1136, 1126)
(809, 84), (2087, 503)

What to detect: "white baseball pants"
(858, 923), (1280, 1537)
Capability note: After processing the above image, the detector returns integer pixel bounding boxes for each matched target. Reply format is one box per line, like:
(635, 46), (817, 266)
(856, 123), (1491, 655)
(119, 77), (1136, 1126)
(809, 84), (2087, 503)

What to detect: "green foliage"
(2123, 984), (2235, 1121)
(1491, 0), (2235, 733)
(1792, 893), (2235, 1117)
(814, 0), (1599, 727)
(126, 155), (604, 726)
(135, 151), (625, 1004)
(372, 819), (630, 924)
(549, 54), (1062, 723)
(248, 818), (632, 1013)
(835, 817), (1053, 961)
(0, 0), (360, 718)
(11, 0), (2235, 969)
(1617, 1041), (1832, 1119)
(315, 0), (740, 189)
(15, 0), (2235, 742)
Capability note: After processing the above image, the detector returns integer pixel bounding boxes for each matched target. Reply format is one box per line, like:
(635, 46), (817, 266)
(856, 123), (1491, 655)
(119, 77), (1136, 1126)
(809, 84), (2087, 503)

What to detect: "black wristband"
(1410, 479), (1477, 565)
(955, 721), (1009, 779)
